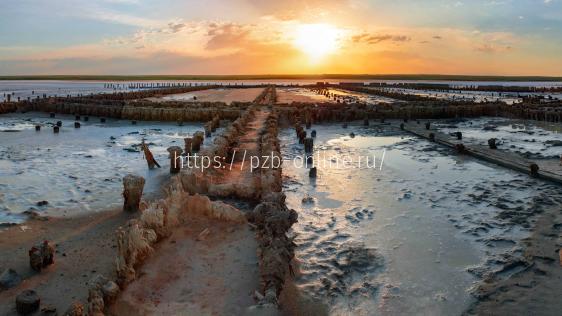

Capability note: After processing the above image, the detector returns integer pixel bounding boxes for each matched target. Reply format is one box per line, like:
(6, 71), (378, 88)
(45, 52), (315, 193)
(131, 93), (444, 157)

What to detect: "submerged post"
(488, 138), (497, 149)
(530, 163), (539, 177)
(456, 132), (462, 140)
(122, 174), (145, 212)
(304, 137), (314, 154)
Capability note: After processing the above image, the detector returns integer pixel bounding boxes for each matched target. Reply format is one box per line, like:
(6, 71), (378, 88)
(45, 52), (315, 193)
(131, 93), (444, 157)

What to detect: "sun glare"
(293, 24), (341, 61)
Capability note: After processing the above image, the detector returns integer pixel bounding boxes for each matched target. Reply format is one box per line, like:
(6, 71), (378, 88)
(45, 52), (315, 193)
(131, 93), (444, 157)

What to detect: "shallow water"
(280, 122), (558, 315)
(0, 112), (211, 224)
(325, 88), (398, 105)
(372, 87), (524, 104)
(434, 117), (562, 159)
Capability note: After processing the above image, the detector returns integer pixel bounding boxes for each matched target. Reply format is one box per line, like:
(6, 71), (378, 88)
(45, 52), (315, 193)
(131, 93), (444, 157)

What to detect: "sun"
(293, 24), (341, 61)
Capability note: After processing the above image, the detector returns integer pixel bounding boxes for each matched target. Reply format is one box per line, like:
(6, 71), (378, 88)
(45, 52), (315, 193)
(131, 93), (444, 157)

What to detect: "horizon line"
(1, 74), (562, 82)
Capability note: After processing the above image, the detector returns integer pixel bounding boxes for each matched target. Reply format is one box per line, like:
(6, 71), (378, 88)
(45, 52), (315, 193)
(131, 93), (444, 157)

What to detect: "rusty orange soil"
(110, 214), (259, 316)
(0, 209), (135, 315)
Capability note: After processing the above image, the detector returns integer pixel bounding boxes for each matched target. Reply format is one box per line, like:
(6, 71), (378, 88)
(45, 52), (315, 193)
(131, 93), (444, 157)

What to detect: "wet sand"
(279, 121), (562, 315)
(0, 209), (133, 315)
(110, 214), (259, 316)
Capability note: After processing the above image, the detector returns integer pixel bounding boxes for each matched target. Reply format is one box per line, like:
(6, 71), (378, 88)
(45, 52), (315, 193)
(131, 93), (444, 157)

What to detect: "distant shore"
(1, 74), (562, 82)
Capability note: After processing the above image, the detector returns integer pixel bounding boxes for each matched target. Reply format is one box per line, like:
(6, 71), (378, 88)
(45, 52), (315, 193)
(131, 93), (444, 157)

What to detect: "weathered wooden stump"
(530, 163), (539, 177)
(141, 142), (160, 169)
(306, 155), (314, 168)
(16, 290), (40, 315)
(456, 132), (462, 140)
(28, 241), (54, 272)
(168, 146), (183, 174)
(309, 167), (317, 178)
(35, 125), (40, 131)
(74, 122), (80, 128)
(304, 138), (314, 154)
(184, 138), (193, 155)
(56, 121), (62, 127)
(53, 126), (59, 133)
(122, 174), (145, 212)
(311, 130), (317, 138)
(192, 132), (204, 151)
(488, 138), (497, 149)
(425, 122), (431, 130)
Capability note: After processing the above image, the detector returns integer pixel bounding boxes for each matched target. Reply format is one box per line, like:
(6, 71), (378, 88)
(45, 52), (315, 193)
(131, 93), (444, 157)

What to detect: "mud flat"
(279, 121), (562, 315)
(0, 209), (132, 315)
(149, 88), (264, 104)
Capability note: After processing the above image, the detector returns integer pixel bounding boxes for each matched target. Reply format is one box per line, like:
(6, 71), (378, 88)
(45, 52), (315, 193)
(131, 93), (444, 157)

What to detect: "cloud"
(352, 33), (411, 44)
(205, 23), (252, 50)
(475, 43), (513, 53)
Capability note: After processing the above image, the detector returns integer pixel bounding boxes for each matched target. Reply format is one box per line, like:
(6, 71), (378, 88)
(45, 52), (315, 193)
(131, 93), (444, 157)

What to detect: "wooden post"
(142, 142), (160, 169)
(122, 174), (145, 212)
(456, 132), (462, 140)
(168, 146), (183, 174)
(309, 167), (317, 178)
(184, 138), (193, 155)
(304, 138), (314, 154)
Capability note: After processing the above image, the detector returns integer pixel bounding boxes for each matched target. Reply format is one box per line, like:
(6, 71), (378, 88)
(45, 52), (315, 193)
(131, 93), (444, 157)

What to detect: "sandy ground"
(0, 209), (134, 315)
(148, 88), (264, 104)
(110, 212), (259, 316)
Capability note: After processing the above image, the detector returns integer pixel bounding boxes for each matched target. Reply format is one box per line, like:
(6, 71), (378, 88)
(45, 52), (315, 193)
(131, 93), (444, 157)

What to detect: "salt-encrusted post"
(122, 174), (145, 212)
(167, 146), (183, 174)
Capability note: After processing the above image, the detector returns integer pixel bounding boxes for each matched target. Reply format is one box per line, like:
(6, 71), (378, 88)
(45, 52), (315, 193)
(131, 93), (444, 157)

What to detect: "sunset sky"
(1, 0), (562, 75)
